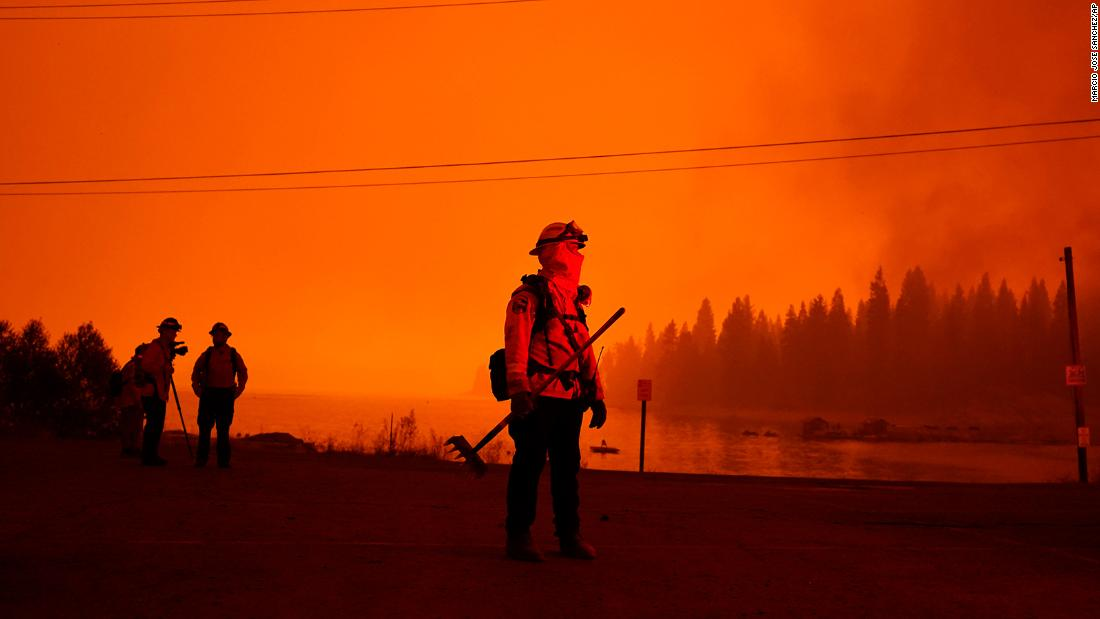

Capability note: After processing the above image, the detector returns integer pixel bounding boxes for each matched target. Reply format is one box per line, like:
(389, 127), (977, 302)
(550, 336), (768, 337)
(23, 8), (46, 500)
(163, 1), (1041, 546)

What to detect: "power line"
(3, 117), (1098, 187)
(0, 0), (269, 9)
(2, 133), (1096, 197)
(0, 0), (539, 20)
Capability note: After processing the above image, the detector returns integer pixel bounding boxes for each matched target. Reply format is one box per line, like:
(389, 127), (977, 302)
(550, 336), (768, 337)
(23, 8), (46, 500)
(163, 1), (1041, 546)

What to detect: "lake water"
(167, 391), (1096, 483)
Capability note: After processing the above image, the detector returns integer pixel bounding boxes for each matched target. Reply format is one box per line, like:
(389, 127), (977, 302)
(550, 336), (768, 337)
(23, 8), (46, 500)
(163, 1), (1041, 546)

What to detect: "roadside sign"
(1080, 427), (1091, 448)
(1066, 365), (1087, 386)
(637, 379), (652, 401)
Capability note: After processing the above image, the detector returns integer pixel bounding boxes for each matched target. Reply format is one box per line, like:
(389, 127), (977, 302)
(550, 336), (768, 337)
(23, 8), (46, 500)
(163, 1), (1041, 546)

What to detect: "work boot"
(558, 533), (597, 560)
(505, 531), (544, 562)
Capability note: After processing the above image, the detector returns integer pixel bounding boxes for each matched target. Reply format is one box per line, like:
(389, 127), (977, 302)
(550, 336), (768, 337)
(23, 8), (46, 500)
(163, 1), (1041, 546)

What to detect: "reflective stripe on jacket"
(503, 278), (604, 401)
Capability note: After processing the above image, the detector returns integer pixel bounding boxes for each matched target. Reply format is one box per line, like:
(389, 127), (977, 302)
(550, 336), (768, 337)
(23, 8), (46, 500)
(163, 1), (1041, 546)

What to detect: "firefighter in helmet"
(138, 317), (183, 466)
(503, 220), (607, 562)
(191, 322), (248, 468)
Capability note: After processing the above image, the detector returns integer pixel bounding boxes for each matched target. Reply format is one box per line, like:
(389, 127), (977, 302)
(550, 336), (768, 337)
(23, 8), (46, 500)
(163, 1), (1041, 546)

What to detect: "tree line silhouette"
(0, 319), (118, 436)
(602, 267), (1094, 414)
(2, 267), (1092, 437)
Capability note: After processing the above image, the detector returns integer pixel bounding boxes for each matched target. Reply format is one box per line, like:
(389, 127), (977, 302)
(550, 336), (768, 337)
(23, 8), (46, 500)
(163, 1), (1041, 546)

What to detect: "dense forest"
(601, 267), (1095, 415)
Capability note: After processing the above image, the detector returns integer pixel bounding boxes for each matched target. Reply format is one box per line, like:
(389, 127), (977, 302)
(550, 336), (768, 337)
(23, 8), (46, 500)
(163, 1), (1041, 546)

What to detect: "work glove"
(192, 385), (203, 398)
(588, 400), (607, 429)
(510, 391), (535, 420)
(234, 386), (245, 399)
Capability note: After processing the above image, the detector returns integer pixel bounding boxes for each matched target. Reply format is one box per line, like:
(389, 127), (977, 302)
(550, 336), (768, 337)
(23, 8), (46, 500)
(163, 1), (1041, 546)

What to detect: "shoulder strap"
(516, 274), (590, 354)
(556, 312), (584, 354)
(201, 346), (239, 386)
(514, 275), (554, 327)
(516, 274), (557, 366)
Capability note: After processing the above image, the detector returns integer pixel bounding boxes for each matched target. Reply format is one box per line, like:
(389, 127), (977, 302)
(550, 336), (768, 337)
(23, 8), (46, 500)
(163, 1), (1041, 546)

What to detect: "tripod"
(169, 376), (194, 460)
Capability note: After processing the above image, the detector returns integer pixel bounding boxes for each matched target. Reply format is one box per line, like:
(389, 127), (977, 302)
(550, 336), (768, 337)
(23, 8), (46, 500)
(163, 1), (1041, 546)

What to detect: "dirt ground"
(2, 434), (1099, 618)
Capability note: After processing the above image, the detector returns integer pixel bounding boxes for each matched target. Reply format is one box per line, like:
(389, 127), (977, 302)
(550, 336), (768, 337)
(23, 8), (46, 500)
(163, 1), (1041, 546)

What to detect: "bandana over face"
(537, 241), (584, 289)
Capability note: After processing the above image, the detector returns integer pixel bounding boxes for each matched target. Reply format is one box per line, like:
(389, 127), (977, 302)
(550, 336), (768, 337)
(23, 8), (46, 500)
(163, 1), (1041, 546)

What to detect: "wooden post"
(639, 400), (647, 474)
(1062, 247), (1088, 483)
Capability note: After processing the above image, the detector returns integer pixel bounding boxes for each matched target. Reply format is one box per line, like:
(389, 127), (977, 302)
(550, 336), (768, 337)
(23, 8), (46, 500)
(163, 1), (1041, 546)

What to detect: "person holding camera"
(138, 317), (186, 466)
(190, 322), (248, 469)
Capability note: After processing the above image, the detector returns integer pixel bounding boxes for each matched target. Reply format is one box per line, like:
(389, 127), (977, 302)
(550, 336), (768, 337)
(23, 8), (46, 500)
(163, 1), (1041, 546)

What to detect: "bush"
(374, 409), (431, 456)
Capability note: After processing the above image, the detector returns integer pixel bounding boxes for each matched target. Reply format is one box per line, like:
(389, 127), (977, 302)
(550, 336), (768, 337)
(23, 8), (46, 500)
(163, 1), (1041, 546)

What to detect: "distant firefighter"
(190, 322), (248, 469)
(112, 344), (146, 457)
(502, 220), (607, 562)
(138, 317), (186, 466)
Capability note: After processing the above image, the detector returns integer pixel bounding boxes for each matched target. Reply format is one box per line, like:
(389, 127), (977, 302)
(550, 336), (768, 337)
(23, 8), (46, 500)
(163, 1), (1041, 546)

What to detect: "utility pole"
(637, 379), (652, 473)
(1061, 247), (1088, 483)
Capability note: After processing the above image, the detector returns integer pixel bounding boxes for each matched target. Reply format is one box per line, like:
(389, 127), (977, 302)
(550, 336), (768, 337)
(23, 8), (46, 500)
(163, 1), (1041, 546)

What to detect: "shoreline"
(20, 431), (1100, 487)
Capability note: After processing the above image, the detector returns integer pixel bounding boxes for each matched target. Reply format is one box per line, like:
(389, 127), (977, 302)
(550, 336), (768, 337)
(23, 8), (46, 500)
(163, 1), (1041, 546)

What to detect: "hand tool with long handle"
(446, 306), (625, 477)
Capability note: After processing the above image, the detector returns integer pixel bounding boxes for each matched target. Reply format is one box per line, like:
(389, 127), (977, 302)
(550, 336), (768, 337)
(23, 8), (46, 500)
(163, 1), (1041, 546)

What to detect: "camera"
(171, 342), (189, 358)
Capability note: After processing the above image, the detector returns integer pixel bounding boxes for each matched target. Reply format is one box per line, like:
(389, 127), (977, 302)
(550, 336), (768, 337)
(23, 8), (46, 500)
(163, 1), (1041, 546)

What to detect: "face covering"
(537, 241), (584, 287)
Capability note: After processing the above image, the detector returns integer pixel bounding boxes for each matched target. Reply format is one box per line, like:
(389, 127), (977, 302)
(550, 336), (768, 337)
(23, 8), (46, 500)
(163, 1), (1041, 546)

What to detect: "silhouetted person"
(191, 322), (248, 468)
(139, 318), (183, 466)
(115, 344), (146, 457)
(503, 220), (607, 562)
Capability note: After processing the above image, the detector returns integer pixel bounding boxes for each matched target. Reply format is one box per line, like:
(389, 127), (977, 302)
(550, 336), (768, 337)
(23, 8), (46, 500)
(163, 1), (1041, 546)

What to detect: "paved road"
(2, 436), (1098, 617)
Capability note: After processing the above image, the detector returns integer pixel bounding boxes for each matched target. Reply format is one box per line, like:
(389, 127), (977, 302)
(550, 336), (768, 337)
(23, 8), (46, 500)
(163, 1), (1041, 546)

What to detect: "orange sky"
(1, 0), (1098, 395)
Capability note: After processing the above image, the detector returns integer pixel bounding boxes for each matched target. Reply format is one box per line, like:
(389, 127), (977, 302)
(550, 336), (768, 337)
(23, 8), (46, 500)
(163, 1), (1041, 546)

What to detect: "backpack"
(113, 344), (148, 394)
(132, 343), (151, 388)
(488, 275), (589, 401)
(489, 349), (510, 401)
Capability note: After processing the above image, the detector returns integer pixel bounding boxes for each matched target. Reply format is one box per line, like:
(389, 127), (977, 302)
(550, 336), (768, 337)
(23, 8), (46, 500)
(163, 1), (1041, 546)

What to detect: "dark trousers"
(196, 388), (235, 466)
(119, 404), (143, 453)
(141, 396), (167, 462)
(506, 397), (585, 537)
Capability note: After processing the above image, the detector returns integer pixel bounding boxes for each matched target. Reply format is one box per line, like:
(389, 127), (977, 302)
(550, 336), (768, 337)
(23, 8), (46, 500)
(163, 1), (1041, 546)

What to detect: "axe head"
(444, 435), (488, 478)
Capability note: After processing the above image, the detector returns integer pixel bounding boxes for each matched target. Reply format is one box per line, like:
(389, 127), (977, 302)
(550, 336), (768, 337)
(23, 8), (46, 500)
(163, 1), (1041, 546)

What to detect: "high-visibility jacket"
(191, 345), (248, 391)
(504, 274), (605, 401)
(116, 359), (142, 408)
(138, 338), (174, 402)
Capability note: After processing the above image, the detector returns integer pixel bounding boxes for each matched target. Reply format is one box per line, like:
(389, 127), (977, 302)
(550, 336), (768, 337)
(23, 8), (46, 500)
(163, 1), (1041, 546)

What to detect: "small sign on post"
(1066, 365), (1087, 386)
(637, 379), (652, 473)
(1080, 427), (1091, 448)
